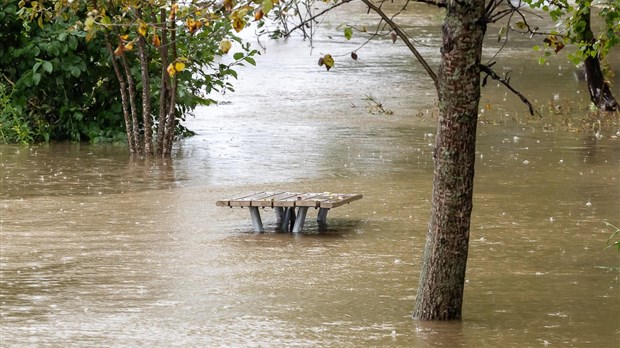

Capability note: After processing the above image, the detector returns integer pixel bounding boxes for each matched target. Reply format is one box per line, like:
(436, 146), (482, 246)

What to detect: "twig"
(284, 0), (354, 38)
(360, 0), (438, 88)
(480, 63), (539, 117)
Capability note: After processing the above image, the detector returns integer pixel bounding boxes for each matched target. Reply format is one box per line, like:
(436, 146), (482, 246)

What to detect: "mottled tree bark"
(413, 0), (486, 320)
(136, 8), (153, 155)
(162, 11), (178, 156)
(103, 32), (135, 155)
(155, 8), (169, 156)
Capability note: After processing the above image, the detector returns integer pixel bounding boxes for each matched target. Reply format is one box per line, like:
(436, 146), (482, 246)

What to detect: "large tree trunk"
(413, 0), (486, 320)
(584, 56), (618, 111)
(579, 8), (619, 111)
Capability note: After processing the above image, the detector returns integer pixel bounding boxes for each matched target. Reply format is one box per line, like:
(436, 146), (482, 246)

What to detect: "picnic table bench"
(216, 192), (363, 233)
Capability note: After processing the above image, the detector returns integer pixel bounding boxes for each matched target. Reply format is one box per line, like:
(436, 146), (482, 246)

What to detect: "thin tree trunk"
(136, 8), (153, 155)
(156, 8), (169, 155)
(163, 75), (177, 156)
(162, 9), (177, 156)
(116, 31), (143, 156)
(413, 0), (486, 320)
(103, 32), (135, 154)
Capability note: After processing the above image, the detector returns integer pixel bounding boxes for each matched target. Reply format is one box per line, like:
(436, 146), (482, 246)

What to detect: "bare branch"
(360, 0), (438, 87)
(284, 0), (355, 38)
(480, 63), (539, 117)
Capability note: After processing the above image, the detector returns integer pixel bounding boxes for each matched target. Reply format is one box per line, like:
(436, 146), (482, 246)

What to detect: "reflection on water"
(2, 3), (620, 347)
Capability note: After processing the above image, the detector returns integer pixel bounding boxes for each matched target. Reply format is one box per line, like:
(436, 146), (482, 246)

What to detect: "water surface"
(2, 3), (619, 347)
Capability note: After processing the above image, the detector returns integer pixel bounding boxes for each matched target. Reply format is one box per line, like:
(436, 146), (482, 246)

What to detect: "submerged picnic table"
(216, 192), (363, 233)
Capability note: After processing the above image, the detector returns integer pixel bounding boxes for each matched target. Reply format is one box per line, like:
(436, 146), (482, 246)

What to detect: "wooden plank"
(252, 192), (298, 207)
(228, 192), (282, 207)
(292, 193), (325, 207)
(216, 191), (268, 207)
(319, 193), (363, 208)
(273, 192), (320, 208)
(272, 193), (311, 207)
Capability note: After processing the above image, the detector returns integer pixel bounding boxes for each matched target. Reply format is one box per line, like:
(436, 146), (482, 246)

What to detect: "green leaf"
(42, 61), (53, 73)
(70, 66), (80, 77)
(33, 61), (42, 74)
(233, 52), (244, 60)
(344, 27), (353, 40)
(244, 56), (256, 66)
(101, 16), (111, 26)
(32, 72), (41, 86)
(262, 0), (273, 15)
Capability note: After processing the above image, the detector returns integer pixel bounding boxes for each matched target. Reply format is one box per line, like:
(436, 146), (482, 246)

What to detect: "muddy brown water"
(1, 4), (619, 347)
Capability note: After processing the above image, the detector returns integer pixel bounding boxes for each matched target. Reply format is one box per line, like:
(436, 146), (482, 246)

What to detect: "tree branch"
(480, 63), (539, 117)
(360, 0), (438, 88)
(283, 0), (355, 38)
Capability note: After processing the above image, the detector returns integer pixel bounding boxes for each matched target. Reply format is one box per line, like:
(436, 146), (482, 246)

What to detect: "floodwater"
(1, 3), (619, 347)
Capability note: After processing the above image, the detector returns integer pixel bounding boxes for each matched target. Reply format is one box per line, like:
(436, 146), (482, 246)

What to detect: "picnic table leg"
(275, 207), (284, 224)
(280, 207), (296, 232)
(317, 208), (330, 226)
(292, 207), (309, 233)
(249, 207), (264, 232)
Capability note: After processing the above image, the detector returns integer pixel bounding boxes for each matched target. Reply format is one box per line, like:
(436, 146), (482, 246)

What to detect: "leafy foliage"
(523, 0), (620, 64)
(0, 0), (125, 143)
(2, 0), (258, 154)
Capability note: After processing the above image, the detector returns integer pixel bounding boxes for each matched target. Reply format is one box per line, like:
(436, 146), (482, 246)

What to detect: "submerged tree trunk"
(579, 8), (619, 111)
(136, 8), (153, 155)
(104, 32), (135, 155)
(413, 0), (486, 320)
(584, 56), (618, 111)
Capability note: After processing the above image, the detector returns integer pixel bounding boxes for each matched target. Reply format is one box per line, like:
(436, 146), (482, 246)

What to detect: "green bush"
(0, 0), (125, 143)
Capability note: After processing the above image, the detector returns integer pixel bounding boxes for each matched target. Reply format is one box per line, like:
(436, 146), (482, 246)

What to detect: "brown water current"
(1, 4), (619, 347)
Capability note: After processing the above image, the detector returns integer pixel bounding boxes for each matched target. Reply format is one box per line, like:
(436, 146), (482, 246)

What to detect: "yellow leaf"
(121, 34), (129, 41)
(114, 44), (124, 56)
(232, 17), (245, 32)
(174, 61), (186, 72)
(169, 4), (178, 20)
(124, 41), (134, 51)
(152, 34), (161, 47)
(167, 63), (176, 76)
(138, 21), (148, 37)
(84, 16), (94, 31)
(322, 54), (334, 71)
(219, 39), (232, 54)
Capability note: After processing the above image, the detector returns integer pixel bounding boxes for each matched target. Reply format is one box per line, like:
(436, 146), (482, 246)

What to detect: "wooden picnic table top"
(216, 192), (363, 209)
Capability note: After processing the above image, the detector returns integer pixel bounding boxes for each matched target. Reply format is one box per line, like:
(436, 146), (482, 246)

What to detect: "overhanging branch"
(480, 63), (539, 117)
(283, 0), (355, 38)
(360, 0), (438, 88)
